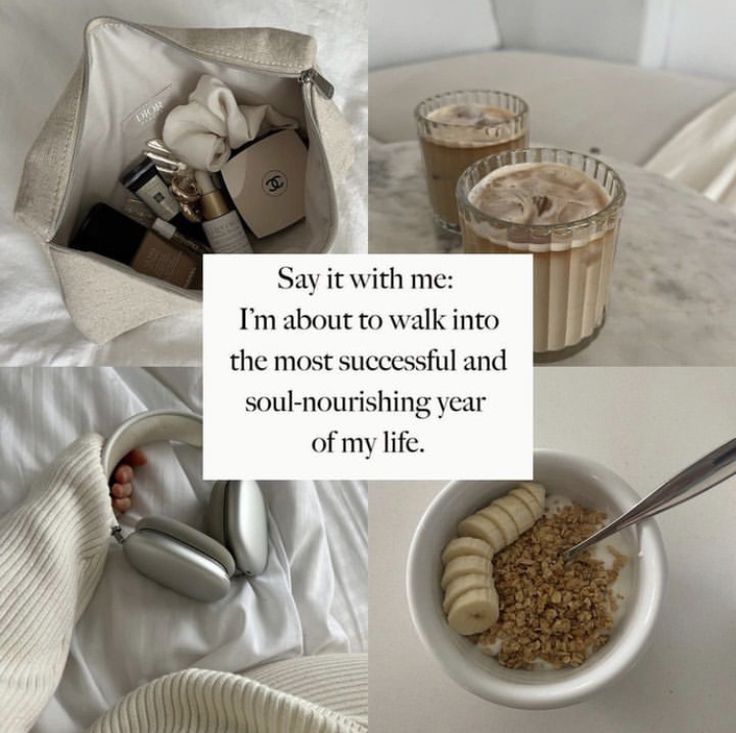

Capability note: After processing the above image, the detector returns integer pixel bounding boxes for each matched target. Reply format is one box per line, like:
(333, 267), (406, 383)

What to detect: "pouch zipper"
(298, 68), (334, 99)
(50, 18), (335, 242)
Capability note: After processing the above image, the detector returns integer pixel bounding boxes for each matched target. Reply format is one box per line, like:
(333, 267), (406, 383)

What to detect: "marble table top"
(369, 140), (736, 365)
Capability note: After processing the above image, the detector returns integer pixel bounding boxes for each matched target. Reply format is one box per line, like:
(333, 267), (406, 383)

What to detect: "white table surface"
(368, 367), (736, 732)
(369, 141), (736, 366)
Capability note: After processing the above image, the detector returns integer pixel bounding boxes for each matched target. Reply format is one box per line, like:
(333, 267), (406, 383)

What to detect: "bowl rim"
(406, 448), (668, 709)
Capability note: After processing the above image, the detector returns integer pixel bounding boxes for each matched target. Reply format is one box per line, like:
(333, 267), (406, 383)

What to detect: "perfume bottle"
(120, 158), (203, 243)
(71, 204), (202, 290)
(195, 171), (252, 253)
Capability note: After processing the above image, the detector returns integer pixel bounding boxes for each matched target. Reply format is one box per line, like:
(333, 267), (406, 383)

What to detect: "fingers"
(111, 482), (133, 514)
(110, 482), (133, 499)
(123, 449), (147, 467)
(114, 464), (134, 485)
(110, 450), (146, 515)
(112, 496), (132, 513)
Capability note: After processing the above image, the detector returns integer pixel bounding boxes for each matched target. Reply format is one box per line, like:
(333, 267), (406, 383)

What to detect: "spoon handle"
(565, 437), (736, 559)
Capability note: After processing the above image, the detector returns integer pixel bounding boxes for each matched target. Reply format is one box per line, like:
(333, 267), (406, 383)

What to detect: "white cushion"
(369, 50), (730, 164)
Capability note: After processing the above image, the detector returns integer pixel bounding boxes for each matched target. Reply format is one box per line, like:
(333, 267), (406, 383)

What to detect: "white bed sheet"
(0, 367), (367, 732)
(0, 0), (367, 365)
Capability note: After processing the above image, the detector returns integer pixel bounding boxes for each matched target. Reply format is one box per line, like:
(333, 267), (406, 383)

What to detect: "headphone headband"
(102, 410), (268, 601)
(102, 410), (202, 480)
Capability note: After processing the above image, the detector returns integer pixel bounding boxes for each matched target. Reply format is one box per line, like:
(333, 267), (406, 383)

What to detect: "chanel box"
(220, 130), (307, 238)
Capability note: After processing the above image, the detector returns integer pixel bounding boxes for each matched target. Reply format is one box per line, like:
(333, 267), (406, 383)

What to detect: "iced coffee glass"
(457, 148), (626, 359)
(415, 90), (528, 232)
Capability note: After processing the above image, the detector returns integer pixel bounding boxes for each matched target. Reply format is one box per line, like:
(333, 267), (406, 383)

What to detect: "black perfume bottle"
(120, 158), (203, 243)
(71, 204), (202, 290)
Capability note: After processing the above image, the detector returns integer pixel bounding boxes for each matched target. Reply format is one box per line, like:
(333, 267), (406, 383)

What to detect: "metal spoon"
(564, 437), (736, 561)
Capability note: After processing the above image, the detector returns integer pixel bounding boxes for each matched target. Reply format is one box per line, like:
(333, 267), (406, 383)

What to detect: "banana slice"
(477, 505), (517, 544)
(442, 572), (492, 613)
(493, 495), (536, 534)
(457, 514), (505, 552)
(441, 482), (548, 638)
(516, 481), (546, 511)
(447, 586), (500, 635)
(510, 486), (544, 518)
(441, 537), (493, 565)
(441, 555), (491, 589)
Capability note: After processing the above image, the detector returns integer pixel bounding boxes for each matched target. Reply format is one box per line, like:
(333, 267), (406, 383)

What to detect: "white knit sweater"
(87, 657), (368, 733)
(0, 434), (368, 733)
(0, 435), (115, 732)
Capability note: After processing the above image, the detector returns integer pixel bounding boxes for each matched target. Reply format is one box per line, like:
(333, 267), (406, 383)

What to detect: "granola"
(477, 503), (627, 669)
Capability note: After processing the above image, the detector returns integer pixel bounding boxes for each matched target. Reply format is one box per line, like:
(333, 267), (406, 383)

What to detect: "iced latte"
(457, 149), (626, 358)
(415, 91), (528, 231)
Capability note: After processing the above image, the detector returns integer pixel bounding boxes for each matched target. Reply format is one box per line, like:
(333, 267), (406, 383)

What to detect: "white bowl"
(406, 450), (667, 709)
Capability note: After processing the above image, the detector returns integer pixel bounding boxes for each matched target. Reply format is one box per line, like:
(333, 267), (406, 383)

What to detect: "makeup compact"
(220, 130), (308, 238)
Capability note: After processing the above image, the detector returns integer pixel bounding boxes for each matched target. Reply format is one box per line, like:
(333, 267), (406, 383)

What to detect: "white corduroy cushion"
(369, 50), (730, 164)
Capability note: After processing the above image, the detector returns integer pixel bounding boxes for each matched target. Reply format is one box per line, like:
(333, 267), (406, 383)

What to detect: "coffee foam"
(424, 103), (519, 146)
(469, 162), (611, 225)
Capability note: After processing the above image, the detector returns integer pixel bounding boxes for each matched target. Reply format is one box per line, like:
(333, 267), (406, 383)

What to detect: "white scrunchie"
(162, 75), (299, 172)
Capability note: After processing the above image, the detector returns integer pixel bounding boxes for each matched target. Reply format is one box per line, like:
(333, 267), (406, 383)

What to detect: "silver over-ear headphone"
(102, 410), (269, 602)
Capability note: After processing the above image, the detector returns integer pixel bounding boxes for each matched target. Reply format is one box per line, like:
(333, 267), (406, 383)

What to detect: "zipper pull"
(299, 68), (334, 99)
(111, 526), (125, 544)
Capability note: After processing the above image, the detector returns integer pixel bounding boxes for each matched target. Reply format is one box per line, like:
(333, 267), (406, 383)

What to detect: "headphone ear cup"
(208, 480), (227, 545)
(123, 516), (236, 602)
(222, 481), (269, 577)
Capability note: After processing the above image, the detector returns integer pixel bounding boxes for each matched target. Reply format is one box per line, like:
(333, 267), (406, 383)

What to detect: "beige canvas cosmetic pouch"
(15, 17), (354, 344)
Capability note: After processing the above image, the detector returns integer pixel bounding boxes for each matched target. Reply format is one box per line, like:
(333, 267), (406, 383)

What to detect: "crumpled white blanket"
(163, 75), (299, 171)
(645, 89), (736, 212)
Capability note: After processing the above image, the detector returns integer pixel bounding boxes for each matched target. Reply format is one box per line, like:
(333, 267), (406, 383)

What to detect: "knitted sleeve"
(85, 666), (367, 733)
(246, 653), (368, 727)
(0, 434), (115, 733)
